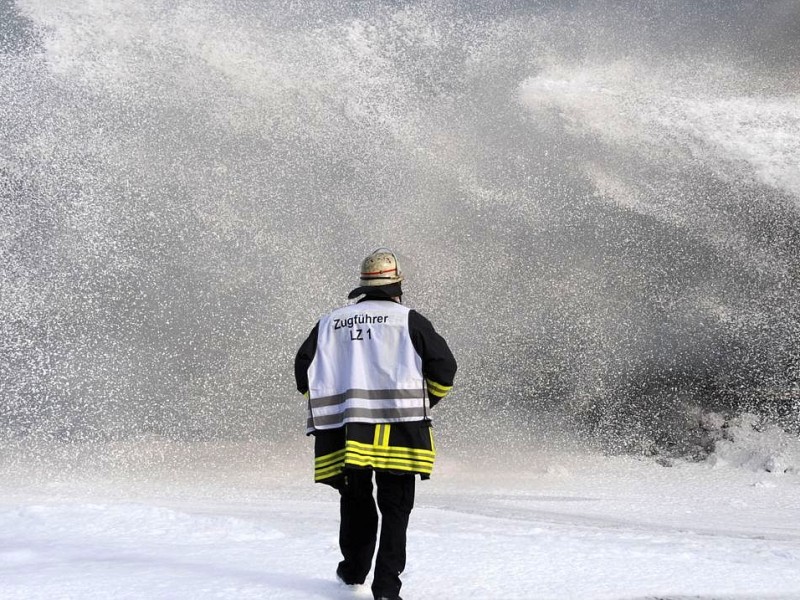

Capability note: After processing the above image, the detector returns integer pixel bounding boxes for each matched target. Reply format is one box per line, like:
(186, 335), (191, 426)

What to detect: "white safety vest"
(306, 300), (428, 432)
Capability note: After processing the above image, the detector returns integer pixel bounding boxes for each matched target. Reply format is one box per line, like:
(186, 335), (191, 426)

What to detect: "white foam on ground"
(2, 447), (800, 599)
(710, 413), (800, 475)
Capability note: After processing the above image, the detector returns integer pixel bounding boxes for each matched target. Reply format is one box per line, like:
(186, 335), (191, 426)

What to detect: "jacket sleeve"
(294, 322), (319, 395)
(408, 310), (457, 408)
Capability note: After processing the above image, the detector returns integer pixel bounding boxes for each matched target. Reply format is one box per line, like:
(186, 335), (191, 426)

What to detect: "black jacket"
(294, 294), (457, 485)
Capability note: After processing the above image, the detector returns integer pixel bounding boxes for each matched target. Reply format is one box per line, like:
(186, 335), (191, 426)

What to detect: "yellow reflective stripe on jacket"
(315, 463), (345, 481)
(381, 424), (391, 446)
(373, 424), (391, 447)
(314, 425), (436, 482)
(426, 378), (452, 398)
(314, 448), (346, 482)
(345, 439), (435, 474)
(344, 450), (434, 474)
(315, 448), (346, 468)
(346, 439), (435, 461)
(345, 454), (434, 475)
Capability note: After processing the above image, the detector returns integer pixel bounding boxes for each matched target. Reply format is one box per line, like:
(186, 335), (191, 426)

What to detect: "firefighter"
(295, 248), (457, 600)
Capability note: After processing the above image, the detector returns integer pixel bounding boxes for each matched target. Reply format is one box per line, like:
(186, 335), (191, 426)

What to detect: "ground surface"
(1, 442), (799, 600)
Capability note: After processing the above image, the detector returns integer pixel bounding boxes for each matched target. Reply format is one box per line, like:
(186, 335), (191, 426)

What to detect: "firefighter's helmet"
(359, 248), (403, 286)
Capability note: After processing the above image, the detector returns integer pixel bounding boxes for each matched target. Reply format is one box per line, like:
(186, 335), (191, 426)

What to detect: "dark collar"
(347, 282), (403, 301)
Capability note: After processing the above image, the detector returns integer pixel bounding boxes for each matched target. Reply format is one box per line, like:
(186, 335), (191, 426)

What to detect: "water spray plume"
(1, 1), (799, 466)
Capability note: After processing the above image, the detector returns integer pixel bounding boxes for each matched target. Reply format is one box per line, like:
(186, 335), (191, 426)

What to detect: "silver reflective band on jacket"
(306, 388), (428, 431)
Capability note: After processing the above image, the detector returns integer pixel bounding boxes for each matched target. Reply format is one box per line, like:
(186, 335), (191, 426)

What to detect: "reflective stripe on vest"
(307, 300), (427, 433)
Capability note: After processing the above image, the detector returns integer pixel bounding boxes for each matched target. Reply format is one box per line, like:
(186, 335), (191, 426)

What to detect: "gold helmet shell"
(359, 248), (404, 286)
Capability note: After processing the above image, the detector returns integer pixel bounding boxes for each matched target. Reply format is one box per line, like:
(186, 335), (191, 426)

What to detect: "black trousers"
(337, 468), (416, 599)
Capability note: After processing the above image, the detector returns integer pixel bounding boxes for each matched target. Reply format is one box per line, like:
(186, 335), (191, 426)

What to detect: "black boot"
(336, 563), (364, 586)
